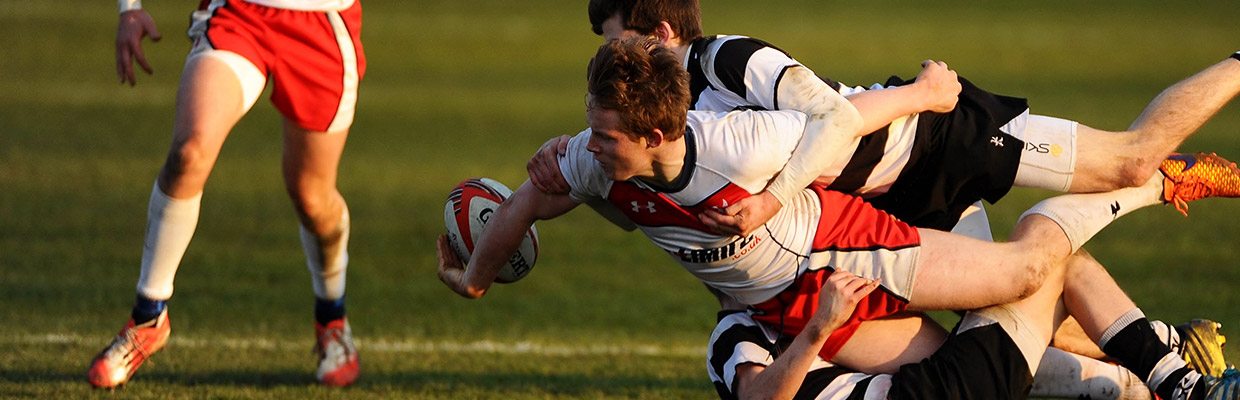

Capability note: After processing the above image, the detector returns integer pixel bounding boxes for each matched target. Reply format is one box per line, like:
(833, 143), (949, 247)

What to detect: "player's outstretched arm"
(843, 59), (961, 134)
(116, 8), (162, 86)
(437, 180), (578, 299)
(734, 271), (880, 400)
(526, 135), (572, 194)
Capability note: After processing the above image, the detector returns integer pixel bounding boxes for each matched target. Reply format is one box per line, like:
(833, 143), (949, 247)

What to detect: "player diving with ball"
(438, 38), (1240, 399)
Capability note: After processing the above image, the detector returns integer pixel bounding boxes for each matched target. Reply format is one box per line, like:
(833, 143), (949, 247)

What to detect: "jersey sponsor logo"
(1024, 142), (1064, 157)
(674, 234), (762, 263)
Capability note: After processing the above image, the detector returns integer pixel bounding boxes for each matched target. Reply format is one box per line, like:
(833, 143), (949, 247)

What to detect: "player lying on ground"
(90, 0), (365, 388)
(437, 39), (1236, 400)
(707, 268), (1240, 400)
(523, 0), (1240, 389)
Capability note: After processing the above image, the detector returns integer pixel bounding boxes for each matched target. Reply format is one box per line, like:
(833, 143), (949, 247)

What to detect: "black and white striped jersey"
(683, 35), (1028, 230)
(707, 312), (892, 400)
(684, 35), (919, 199)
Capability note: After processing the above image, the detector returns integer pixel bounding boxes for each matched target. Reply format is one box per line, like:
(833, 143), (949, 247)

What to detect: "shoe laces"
(313, 326), (354, 360)
(1167, 180), (1216, 216)
(104, 327), (152, 367)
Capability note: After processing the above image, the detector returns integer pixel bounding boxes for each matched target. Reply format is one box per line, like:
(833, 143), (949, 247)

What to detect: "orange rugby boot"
(1160, 152), (1240, 216)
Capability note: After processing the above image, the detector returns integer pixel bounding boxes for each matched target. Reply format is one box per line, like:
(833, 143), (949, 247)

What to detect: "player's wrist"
(119, 0), (142, 14)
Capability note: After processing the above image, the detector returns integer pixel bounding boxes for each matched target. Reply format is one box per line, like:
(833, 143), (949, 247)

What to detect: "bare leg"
(831, 312), (947, 374)
(1071, 57), (1240, 192)
(137, 53), (250, 300)
(282, 120), (351, 301)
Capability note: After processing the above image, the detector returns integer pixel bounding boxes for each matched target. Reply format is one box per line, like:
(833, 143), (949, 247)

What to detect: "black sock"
(1103, 318), (1203, 400)
(315, 296), (346, 325)
(131, 295), (166, 325)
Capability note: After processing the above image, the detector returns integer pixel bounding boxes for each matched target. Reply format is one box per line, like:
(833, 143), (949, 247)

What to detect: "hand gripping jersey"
(559, 110), (922, 360)
(685, 35), (1029, 230)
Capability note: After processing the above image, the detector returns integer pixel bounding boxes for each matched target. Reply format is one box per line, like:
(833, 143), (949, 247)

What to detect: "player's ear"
(653, 21), (676, 44)
(646, 129), (664, 148)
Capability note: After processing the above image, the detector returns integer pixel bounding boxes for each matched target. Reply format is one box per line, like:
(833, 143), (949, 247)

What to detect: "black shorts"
(866, 76), (1028, 231)
(887, 323), (1034, 400)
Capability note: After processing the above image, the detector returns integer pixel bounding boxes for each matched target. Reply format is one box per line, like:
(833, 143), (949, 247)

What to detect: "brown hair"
(586, 37), (691, 142)
(588, 0), (703, 42)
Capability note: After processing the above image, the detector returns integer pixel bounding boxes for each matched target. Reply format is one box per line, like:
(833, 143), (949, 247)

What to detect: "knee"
(1007, 254), (1058, 302)
(286, 185), (341, 229)
(163, 139), (214, 181)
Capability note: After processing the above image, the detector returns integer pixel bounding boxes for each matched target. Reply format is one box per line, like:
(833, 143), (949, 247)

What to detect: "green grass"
(2, 0), (1239, 398)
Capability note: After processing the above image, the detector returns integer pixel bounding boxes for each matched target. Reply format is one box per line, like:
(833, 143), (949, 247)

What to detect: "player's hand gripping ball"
(443, 178), (539, 283)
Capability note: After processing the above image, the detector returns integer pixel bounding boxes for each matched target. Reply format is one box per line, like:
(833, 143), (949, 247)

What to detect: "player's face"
(585, 107), (652, 181)
(601, 14), (640, 42)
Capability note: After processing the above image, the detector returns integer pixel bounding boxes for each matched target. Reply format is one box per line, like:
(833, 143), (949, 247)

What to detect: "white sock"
(136, 183), (202, 300)
(1031, 347), (1152, 400)
(301, 206), (349, 300)
(1021, 174), (1163, 252)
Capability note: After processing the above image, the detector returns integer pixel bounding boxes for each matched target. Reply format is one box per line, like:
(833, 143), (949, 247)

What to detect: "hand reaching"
(116, 10), (162, 86)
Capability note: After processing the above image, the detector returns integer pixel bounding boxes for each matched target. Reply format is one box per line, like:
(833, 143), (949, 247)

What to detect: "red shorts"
(192, 0), (366, 132)
(752, 187), (921, 361)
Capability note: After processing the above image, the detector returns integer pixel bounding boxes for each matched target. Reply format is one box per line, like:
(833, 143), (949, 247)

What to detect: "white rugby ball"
(443, 177), (539, 283)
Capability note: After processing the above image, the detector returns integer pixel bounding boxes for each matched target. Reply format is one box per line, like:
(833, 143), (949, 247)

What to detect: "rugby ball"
(443, 177), (539, 283)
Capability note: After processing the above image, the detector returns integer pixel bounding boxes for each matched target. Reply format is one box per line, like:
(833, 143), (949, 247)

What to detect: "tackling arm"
(437, 180), (579, 298)
(762, 66), (866, 206)
(735, 271), (879, 400)
(843, 60), (962, 134)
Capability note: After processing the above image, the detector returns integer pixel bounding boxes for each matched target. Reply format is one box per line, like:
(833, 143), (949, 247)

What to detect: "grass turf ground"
(1, 0), (1238, 398)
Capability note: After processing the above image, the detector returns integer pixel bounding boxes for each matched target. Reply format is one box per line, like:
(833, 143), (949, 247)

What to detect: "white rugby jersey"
(559, 110), (822, 305)
(708, 312), (891, 399)
(684, 35), (918, 197)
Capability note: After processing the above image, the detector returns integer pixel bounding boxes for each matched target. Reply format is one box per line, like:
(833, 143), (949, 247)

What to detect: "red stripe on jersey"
(751, 268), (909, 361)
(607, 181), (751, 234)
(811, 186), (920, 251)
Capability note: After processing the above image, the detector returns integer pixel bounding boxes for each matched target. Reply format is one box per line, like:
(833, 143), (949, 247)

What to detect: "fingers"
(134, 46), (154, 75)
(554, 134), (570, 156)
(527, 137), (572, 194)
(436, 234), (462, 270)
(116, 46), (133, 85)
(698, 209), (743, 236)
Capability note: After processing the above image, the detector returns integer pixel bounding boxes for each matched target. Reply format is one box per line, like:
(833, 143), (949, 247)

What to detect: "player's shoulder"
(696, 34), (791, 60)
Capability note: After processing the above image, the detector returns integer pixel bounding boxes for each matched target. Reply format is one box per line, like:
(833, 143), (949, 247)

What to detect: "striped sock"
(1100, 310), (1205, 400)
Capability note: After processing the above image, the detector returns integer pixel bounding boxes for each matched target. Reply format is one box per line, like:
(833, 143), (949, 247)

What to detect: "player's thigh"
(910, 228), (1042, 310)
(1010, 114), (1080, 192)
(160, 51), (263, 196)
(833, 311), (948, 375)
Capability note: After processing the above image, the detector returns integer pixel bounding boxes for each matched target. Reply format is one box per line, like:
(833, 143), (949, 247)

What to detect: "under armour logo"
(990, 136), (1004, 147)
(1110, 201), (1121, 217)
(631, 201), (657, 213)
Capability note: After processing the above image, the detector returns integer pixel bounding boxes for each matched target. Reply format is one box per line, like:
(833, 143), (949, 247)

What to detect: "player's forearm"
(738, 328), (834, 400)
(460, 182), (578, 298)
(844, 85), (927, 134)
(765, 67), (864, 205)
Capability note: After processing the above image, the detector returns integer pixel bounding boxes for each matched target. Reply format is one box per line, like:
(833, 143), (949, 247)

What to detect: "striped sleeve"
(700, 36), (802, 110)
(707, 313), (777, 399)
(706, 312), (890, 400)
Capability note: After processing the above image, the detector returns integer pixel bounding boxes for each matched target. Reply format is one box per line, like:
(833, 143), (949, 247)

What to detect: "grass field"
(2, 0), (1239, 398)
